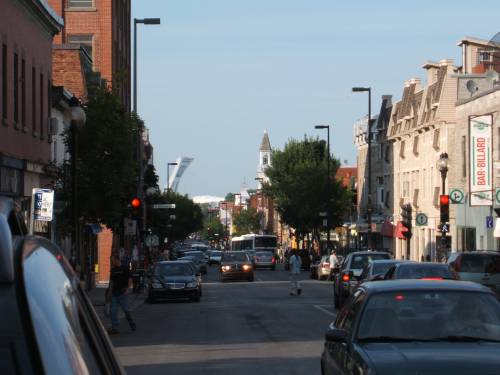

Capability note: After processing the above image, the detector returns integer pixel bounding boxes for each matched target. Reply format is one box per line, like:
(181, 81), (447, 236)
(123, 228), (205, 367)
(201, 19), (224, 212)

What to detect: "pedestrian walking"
(329, 249), (339, 280)
(289, 250), (302, 296)
(107, 255), (136, 334)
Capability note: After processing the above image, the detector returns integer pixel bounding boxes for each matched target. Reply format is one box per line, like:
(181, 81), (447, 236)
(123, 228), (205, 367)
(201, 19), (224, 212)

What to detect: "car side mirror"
(325, 328), (348, 343)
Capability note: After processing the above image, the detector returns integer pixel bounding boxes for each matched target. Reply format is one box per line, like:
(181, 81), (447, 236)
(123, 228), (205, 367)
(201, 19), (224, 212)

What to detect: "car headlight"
(152, 282), (162, 289)
(242, 264), (252, 271)
(186, 282), (197, 288)
(222, 265), (231, 272)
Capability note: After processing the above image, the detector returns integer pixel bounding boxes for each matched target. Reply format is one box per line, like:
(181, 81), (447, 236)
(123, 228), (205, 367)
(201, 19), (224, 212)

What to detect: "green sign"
(449, 188), (465, 204)
(495, 188), (500, 205)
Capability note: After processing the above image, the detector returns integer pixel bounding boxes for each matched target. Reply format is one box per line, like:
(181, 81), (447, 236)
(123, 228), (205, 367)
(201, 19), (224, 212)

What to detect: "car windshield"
(357, 291), (500, 342)
(179, 256), (200, 264)
(372, 262), (396, 275)
(351, 253), (390, 270)
(211, 251), (222, 256)
(256, 251), (272, 257)
(155, 263), (193, 277)
(222, 253), (249, 262)
(460, 254), (500, 274)
(184, 251), (204, 258)
(397, 265), (454, 279)
(255, 237), (277, 248)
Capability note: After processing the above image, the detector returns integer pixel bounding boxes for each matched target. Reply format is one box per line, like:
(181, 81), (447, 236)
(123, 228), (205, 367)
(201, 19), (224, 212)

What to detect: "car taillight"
(272, 258), (276, 264)
(342, 274), (350, 282)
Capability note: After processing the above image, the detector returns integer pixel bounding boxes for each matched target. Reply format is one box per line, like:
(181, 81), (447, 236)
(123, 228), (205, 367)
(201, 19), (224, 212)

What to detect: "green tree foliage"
(232, 207), (262, 236)
(263, 136), (350, 237)
(59, 88), (139, 231)
(144, 164), (159, 191)
(147, 191), (203, 244)
(224, 192), (235, 202)
(202, 216), (225, 240)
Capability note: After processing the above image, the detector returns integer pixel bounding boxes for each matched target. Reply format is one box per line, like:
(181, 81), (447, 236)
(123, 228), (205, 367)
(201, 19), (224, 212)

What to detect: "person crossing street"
(289, 250), (302, 296)
(107, 255), (136, 334)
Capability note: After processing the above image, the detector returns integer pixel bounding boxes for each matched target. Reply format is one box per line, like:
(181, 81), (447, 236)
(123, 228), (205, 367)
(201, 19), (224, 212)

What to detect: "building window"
(32, 66), (36, 135)
(21, 59), (26, 129)
(433, 129), (440, 150)
(263, 155), (268, 166)
(67, 34), (93, 61)
(399, 141), (406, 158)
(0, 167), (21, 195)
(40, 73), (44, 138)
(403, 180), (409, 198)
(13, 53), (18, 125)
(2, 44), (7, 122)
(67, 0), (93, 8)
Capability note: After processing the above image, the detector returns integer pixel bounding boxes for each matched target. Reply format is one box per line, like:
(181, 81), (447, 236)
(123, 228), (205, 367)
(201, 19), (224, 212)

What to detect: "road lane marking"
(313, 304), (336, 317)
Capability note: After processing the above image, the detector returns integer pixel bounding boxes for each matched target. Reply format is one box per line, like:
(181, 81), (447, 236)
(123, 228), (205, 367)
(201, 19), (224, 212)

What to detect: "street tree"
(232, 207), (262, 236)
(147, 191), (203, 245)
(263, 136), (350, 244)
(57, 87), (139, 232)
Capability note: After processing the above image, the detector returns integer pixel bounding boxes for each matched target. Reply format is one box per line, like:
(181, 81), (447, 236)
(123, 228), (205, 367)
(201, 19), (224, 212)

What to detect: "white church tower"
(256, 131), (271, 188)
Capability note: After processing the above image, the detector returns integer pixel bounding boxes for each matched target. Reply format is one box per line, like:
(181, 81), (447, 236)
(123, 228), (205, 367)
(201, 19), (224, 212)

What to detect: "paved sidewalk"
(87, 283), (147, 327)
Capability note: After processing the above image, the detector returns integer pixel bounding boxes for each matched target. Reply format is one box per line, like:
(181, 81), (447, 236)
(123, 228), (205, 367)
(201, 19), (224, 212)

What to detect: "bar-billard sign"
(470, 115), (493, 206)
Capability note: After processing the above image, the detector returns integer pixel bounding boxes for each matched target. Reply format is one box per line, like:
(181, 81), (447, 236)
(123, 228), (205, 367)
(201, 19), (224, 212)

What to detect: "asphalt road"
(111, 263), (337, 375)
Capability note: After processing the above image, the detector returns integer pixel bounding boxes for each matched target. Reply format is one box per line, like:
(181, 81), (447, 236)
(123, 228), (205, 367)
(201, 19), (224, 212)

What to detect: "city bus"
(231, 234), (278, 254)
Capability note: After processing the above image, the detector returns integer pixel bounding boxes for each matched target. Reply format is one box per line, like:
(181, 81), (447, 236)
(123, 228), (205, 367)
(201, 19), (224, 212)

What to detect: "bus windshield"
(255, 236), (277, 248)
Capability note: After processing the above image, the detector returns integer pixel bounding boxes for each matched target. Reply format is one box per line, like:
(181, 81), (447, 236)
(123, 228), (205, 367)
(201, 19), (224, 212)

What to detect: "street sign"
(153, 203), (176, 209)
(449, 188), (465, 204)
(487, 216), (494, 229)
(415, 213), (428, 226)
(32, 188), (54, 221)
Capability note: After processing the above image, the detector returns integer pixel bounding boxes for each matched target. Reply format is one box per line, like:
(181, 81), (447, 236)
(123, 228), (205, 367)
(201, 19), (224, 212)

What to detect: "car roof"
(396, 262), (449, 268)
(370, 259), (404, 264)
(156, 260), (191, 265)
(349, 251), (390, 256)
(361, 279), (492, 294)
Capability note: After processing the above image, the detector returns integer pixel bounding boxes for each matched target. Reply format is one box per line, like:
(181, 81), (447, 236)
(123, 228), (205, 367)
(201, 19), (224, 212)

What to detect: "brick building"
(47, 0), (131, 109)
(0, 0), (62, 228)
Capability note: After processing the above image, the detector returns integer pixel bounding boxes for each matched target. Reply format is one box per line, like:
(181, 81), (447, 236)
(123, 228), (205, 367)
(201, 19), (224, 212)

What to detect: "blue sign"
(487, 216), (494, 229)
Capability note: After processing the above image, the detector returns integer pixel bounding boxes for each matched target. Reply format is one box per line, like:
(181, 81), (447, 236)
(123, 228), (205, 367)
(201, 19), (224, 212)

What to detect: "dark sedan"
(178, 254), (207, 274)
(384, 262), (458, 280)
(148, 261), (201, 303)
(220, 251), (254, 282)
(321, 280), (500, 375)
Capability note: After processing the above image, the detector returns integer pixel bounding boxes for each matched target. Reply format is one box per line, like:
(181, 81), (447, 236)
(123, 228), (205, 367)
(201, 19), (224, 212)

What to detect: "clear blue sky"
(132, 0), (499, 198)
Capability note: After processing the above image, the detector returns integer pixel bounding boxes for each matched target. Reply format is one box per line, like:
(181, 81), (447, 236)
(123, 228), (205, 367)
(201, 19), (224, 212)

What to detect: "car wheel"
(271, 265), (276, 271)
(147, 292), (156, 304)
(248, 275), (254, 282)
(192, 293), (201, 303)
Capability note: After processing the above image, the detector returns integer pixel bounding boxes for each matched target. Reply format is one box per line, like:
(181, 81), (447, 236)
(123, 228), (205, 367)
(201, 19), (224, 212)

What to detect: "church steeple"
(257, 131), (271, 188)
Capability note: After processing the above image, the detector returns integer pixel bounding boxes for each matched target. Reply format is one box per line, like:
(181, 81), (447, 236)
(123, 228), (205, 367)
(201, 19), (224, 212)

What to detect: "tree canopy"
(232, 207), (262, 236)
(262, 136), (350, 237)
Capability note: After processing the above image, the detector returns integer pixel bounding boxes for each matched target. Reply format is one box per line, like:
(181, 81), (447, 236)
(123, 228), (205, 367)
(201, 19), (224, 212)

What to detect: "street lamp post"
(133, 17), (160, 236)
(437, 152), (449, 262)
(166, 162), (178, 193)
(352, 87), (372, 249)
(221, 202), (229, 247)
(315, 125), (331, 253)
(64, 96), (86, 278)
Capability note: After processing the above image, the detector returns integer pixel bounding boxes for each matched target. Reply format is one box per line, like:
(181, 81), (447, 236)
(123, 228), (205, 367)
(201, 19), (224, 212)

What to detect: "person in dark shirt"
(107, 255), (136, 334)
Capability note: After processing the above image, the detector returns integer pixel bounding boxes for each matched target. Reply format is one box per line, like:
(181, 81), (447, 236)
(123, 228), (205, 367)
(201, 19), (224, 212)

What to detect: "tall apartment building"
(47, 0), (131, 109)
(0, 0), (62, 230)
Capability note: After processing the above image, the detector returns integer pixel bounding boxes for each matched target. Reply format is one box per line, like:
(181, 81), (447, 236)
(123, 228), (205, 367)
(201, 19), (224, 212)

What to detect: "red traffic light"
(440, 195), (450, 205)
(131, 197), (141, 208)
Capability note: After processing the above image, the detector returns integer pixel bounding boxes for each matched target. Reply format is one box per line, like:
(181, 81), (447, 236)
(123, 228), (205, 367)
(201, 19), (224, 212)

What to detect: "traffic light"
(440, 195), (449, 223)
(130, 197), (142, 219)
(401, 203), (412, 239)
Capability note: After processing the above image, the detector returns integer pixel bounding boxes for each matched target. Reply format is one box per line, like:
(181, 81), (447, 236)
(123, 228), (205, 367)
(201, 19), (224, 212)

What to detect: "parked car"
(254, 251), (276, 270)
(220, 251), (254, 282)
(321, 280), (500, 375)
(207, 250), (222, 265)
(147, 261), (201, 303)
(333, 251), (391, 308)
(0, 198), (124, 374)
(356, 259), (407, 285)
(447, 251), (500, 298)
(384, 262), (458, 280)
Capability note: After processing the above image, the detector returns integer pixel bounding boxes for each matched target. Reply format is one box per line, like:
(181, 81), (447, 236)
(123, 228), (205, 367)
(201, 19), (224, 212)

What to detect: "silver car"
(254, 251), (276, 270)
(447, 251), (500, 298)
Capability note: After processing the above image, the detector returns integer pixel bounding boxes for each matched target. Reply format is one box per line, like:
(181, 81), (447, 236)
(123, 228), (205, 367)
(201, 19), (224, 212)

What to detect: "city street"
(111, 265), (336, 375)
